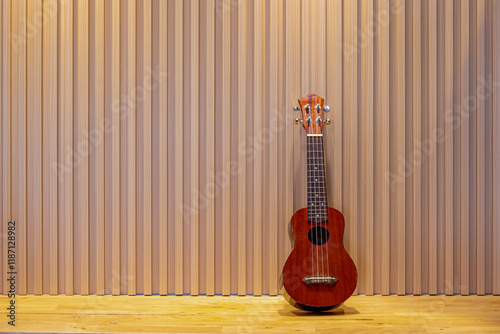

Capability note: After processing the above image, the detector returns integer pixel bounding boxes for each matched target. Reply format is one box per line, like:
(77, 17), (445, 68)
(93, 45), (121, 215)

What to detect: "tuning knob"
(324, 106), (330, 112)
(294, 118), (303, 125)
(324, 119), (331, 125)
(294, 106), (301, 111)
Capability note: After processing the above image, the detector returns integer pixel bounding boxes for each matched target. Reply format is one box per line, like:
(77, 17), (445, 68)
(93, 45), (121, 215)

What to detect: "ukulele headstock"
(294, 94), (330, 135)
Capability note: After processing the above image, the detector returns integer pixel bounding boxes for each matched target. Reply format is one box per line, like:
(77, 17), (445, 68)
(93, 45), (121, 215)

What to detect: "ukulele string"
(314, 136), (322, 278)
(312, 135), (319, 278)
(321, 135), (330, 279)
(318, 136), (325, 279)
(308, 135), (314, 278)
(314, 135), (321, 278)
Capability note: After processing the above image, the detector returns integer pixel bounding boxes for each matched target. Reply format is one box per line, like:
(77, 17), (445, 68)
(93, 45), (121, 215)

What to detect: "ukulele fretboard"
(306, 135), (329, 223)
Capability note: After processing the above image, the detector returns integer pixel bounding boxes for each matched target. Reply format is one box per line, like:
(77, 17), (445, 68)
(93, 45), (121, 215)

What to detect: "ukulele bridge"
(302, 276), (339, 286)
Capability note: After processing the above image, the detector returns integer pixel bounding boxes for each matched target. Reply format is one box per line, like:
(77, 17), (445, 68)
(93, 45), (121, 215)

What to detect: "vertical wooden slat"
(493, 0), (500, 296)
(221, 0), (231, 296)
(476, 0), (486, 296)
(301, 0), (309, 95)
(268, 0), (278, 296)
(253, 0), (263, 296)
(444, 0), (454, 296)
(285, 0), (299, 262)
(1, 0), (12, 295)
(59, 0), (73, 295)
(205, 0), (215, 296)
(345, 0), (358, 296)
(294, 0), (308, 226)
(327, 0), (342, 220)
(428, 0), (438, 295)
(174, 0), (184, 296)
(237, 0), (247, 296)
(91, 0), (105, 296)
(292, 0), (305, 227)
(362, 0), (374, 296)
(412, 0), (422, 296)
(310, 0), (325, 95)
(26, 0), (43, 295)
(158, 0), (168, 296)
(190, 0), (200, 297)
(392, 0), (406, 296)
(110, 0), (121, 296)
(11, 0), (27, 296)
(140, 0), (152, 297)
(0, 1), (2, 295)
(377, 0), (390, 296)
(126, 0), (137, 296)
(75, 0), (90, 296)
(459, 0), (470, 296)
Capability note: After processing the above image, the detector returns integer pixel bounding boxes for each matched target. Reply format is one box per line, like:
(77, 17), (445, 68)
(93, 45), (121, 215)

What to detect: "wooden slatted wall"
(0, 0), (499, 296)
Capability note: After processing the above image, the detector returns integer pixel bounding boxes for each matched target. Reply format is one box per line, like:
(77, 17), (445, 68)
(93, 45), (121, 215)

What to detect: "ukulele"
(282, 94), (357, 311)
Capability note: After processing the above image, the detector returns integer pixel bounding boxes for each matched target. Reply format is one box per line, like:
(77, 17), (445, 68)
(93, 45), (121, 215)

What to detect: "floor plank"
(0, 295), (498, 333)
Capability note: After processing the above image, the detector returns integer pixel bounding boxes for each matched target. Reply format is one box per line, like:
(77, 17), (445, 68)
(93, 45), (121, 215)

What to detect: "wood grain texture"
(285, 0), (299, 266)
(1, 0), (12, 296)
(428, 0), (438, 295)
(1, 295), (500, 333)
(59, 0), (73, 295)
(377, 0), (391, 296)
(26, 0), (43, 295)
(90, 0), (105, 296)
(158, 0), (168, 296)
(268, 0), (278, 297)
(205, 0), (215, 296)
(190, 0), (200, 297)
(126, 0), (137, 296)
(459, 0), (470, 296)
(493, 0), (500, 296)
(75, 0), (90, 296)
(136, 0), (152, 297)
(0, 0), (498, 297)
(174, 0), (184, 296)
(109, 0), (121, 296)
(253, 0), (263, 296)
(237, 0), (247, 297)
(444, 0), (454, 296)
(361, 0), (374, 296)
(412, 0), (422, 296)
(475, 0), (486, 296)
(327, 0), (342, 217)
(282, 208), (357, 309)
(391, 0), (406, 296)
(344, 0), (358, 296)
(221, 0), (230, 296)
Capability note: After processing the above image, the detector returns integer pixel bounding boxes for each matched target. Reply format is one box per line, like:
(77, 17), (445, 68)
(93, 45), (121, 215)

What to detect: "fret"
(306, 135), (329, 222)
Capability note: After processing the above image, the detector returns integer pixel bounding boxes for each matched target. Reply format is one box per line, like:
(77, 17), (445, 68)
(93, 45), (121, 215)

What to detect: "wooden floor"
(0, 295), (499, 333)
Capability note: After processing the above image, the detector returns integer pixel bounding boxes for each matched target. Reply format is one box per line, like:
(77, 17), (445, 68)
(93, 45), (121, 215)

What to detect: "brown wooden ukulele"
(282, 94), (357, 311)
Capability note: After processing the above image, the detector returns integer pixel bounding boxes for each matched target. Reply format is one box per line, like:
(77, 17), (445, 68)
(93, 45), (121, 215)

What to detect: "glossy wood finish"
(297, 94), (326, 135)
(1, 295), (500, 333)
(282, 208), (357, 310)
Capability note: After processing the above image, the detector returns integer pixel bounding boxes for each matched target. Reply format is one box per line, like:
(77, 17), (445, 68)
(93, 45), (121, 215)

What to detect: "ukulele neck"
(306, 135), (329, 223)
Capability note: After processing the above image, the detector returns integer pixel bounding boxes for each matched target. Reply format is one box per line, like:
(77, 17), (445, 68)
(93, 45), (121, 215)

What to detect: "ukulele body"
(282, 207), (357, 311)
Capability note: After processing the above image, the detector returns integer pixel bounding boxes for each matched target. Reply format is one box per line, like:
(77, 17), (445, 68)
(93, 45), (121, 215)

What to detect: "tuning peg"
(294, 106), (301, 111)
(324, 119), (331, 125)
(324, 106), (330, 112)
(315, 104), (321, 111)
(294, 118), (303, 125)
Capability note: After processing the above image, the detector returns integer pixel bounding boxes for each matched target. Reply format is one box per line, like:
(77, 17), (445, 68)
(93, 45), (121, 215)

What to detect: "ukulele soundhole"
(308, 226), (330, 245)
